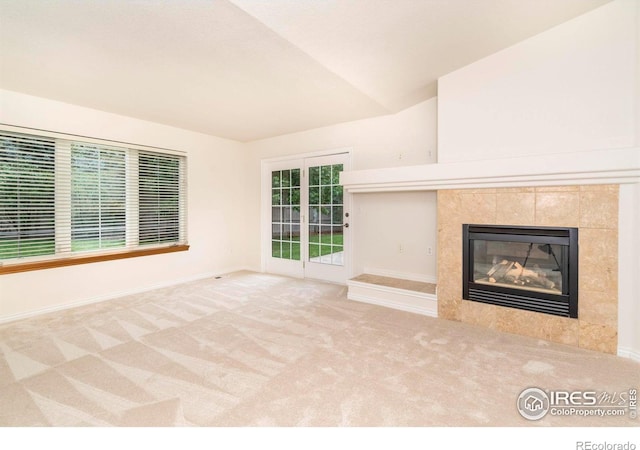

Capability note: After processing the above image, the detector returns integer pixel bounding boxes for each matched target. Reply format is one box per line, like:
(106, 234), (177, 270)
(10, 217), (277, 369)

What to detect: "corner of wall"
(617, 183), (640, 361)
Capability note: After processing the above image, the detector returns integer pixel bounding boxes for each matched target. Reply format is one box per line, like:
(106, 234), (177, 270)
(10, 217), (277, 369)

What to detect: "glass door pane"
(308, 163), (344, 266)
(271, 168), (301, 260)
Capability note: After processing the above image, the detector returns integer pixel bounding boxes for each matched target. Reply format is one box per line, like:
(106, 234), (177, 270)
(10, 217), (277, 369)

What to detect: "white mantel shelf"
(341, 147), (640, 193)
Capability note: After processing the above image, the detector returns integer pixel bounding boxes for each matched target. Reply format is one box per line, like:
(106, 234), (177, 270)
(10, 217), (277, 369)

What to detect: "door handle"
(344, 223), (349, 228)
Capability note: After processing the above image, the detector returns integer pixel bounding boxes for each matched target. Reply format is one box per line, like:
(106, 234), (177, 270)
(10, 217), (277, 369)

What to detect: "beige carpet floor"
(0, 271), (638, 427)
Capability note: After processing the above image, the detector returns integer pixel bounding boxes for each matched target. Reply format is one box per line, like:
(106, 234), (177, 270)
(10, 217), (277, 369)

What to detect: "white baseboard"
(617, 347), (640, 362)
(217, 266), (257, 276)
(347, 279), (437, 317)
(237, 264), (262, 274)
(361, 267), (437, 284)
(0, 268), (250, 325)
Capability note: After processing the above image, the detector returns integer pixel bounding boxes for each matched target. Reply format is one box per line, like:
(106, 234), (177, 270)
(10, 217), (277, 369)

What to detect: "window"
(0, 133), (56, 259)
(0, 127), (187, 273)
(139, 152), (182, 245)
(71, 143), (126, 251)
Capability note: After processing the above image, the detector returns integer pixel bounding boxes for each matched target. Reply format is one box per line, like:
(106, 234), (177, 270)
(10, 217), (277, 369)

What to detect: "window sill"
(0, 245), (190, 275)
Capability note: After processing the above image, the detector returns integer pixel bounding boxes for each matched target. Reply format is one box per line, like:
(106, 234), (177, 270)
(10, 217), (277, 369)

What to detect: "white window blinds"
(71, 143), (127, 252)
(0, 127), (187, 264)
(139, 152), (183, 245)
(0, 133), (56, 259)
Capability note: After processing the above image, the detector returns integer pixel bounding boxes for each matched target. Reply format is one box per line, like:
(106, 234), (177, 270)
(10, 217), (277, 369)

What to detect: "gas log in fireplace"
(462, 225), (578, 318)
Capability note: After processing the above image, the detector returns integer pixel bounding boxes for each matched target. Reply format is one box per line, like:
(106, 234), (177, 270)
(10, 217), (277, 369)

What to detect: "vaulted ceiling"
(0, 0), (610, 142)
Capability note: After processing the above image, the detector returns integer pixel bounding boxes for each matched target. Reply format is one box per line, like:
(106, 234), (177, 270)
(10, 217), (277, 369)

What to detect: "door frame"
(260, 148), (353, 283)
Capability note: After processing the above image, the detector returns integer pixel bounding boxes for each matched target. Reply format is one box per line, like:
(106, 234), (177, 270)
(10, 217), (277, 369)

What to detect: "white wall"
(0, 90), (247, 321)
(624, 0), (640, 359)
(618, 183), (640, 360)
(637, 0), (640, 148)
(353, 191), (437, 282)
(244, 98), (438, 279)
(438, 0), (637, 163)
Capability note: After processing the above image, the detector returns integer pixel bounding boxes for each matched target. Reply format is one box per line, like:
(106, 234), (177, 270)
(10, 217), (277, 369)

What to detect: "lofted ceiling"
(0, 0), (611, 142)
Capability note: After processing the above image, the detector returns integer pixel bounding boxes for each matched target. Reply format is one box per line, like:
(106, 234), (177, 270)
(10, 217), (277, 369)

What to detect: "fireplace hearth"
(463, 224), (578, 318)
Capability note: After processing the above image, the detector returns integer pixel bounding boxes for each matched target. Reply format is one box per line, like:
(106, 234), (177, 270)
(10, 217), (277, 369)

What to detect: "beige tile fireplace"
(437, 185), (619, 354)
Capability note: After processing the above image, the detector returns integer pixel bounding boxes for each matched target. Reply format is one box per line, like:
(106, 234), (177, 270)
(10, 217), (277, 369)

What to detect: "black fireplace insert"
(462, 224), (578, 318)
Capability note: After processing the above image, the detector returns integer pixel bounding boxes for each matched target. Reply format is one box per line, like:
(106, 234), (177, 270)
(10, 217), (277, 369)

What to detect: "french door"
(265, 153), (350, 283)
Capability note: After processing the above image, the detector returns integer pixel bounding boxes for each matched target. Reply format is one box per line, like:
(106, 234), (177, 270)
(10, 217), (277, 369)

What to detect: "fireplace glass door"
(473, 240), (565, 295)
(463, 225), (578, 318)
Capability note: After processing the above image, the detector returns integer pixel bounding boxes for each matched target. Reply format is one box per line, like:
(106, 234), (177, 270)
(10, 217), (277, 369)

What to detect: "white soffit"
(0, 0), (611, 141)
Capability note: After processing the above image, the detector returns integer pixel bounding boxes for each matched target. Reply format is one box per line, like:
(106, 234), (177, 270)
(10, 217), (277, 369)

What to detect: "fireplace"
(462, 224), (578, 318)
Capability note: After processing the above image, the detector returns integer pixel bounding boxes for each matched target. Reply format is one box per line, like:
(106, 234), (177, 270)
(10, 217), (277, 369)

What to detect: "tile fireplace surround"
(437, 185), (619, 354)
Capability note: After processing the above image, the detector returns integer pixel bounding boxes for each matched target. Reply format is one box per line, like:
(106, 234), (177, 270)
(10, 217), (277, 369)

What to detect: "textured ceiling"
(0, 0), (611, 142)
